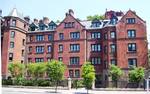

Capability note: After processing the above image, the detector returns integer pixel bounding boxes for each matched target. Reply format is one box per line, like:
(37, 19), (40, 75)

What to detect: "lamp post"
(147, 76), (150, 94)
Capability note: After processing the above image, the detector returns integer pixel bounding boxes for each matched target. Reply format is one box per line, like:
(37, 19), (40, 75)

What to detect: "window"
(126, 18), (135, 24)
(36, 46), (44, 53)
(48, 34), (53, 41)
(47, 58), (51, 62)
(59, 33), (64, 40)
(110, 31), (116, 39)
(9, 53), (13, 61)
(59, 44), (63, 52)
(75, 70), (80, 78)
(69, 70), (74, 78)
(128, 43), (136, 52)
(29, 35), (33, 42)
(91, 22), (101, 27)
(10, 31), (15, 38)
(91, 57), (101, 64)
(104, 45), (107, 54)
(21, 60), (23, 63)
(22, 39), (25, 46)
(47, 45), (51, 53)
(64, 22), (75, 28)
(70, 32), (80, 39)
(128, 30), (136, 38)
(21, 50), (24, 56)
(36, 35), (44, 41)
(91, 44), (101, 52)
(104, 33), (107, 40)
(128, 58), (137, 68)
(24, 24), (26, 29)
(28, 46), (32, 53)
(58, 57), (63, 61)
(10, 42), (14, 48)
(110, 44), (116, 53)
(12, 20), (16, 26)
(28, 58), (32, 63)
(70, 57), (79, 65)
(111, 59), (117, 65)
(70, 44), (80, 52)
(35, 58), (44, 63)
(49, 25), (56, 30)
(91, 32), (101, 39)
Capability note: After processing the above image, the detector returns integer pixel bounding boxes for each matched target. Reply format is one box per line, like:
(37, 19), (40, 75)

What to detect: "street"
(2, 87), (149, 94)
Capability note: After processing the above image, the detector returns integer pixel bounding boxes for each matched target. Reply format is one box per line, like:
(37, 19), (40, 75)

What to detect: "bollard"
(68, 77), (71, 90)
(92, 81), (95, 89)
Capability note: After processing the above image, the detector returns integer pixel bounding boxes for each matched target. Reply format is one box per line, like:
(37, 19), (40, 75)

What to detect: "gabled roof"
(8, 8), (24, 19)
(119, 10), (146, 23)
(49, 21), (57, 26)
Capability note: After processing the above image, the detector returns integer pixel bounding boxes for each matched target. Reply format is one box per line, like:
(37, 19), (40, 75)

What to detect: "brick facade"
(1, 9), (148, 86)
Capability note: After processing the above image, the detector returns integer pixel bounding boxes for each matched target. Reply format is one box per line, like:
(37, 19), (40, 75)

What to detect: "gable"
(119, 10), (146, 24)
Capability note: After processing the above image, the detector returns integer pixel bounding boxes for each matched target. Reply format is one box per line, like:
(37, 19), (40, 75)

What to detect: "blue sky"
(0, 0), (150, 45)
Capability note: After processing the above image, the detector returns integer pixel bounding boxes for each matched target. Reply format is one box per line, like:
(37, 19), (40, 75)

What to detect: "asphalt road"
(2, 87), (149, 94)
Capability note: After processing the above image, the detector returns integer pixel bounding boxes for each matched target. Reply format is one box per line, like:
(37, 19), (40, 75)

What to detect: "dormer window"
(49, 25), (56, 30)
(64, 22), (75, 28)
(91, 20), (101, 27)
(49, 21), (57, 30)
(126, 18), (135, 24)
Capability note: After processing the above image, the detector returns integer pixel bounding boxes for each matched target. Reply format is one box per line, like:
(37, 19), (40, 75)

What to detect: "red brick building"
(1, 8), (29, 79)
(1, 9), (148, 87)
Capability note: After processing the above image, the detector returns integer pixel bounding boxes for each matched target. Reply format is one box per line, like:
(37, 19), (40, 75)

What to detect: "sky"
(0, 0), (150, 46)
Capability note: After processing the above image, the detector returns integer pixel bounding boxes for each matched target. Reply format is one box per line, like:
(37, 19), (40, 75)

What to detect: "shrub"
(23, 79), (34, 86)
(2, 79), (13, 85)
(72, 80), (84, 89)
(37, 79), (50, 86)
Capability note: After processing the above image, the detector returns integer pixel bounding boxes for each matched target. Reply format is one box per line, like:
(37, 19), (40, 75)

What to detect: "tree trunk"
(87, 89), (88, 94)
(116, 80), (117, 88)
(55, 81), (58, 93)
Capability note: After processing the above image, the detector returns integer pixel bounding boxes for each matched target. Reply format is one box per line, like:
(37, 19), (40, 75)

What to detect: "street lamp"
(147, 76), (150, 94)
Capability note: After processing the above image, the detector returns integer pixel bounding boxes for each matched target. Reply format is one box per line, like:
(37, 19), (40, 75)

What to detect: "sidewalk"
(2, 85), (145, 91)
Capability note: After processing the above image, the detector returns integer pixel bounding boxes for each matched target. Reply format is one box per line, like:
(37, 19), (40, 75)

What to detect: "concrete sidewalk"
(2, 85), (146, 91)
(2, 87), (148, 94)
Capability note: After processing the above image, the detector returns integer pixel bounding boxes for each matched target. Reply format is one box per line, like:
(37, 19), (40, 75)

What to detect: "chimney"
(68, 9), (74, 16)
(24, 16), (30, 23)
(43, 17), (49, 25)
(33, 18), (38, 25)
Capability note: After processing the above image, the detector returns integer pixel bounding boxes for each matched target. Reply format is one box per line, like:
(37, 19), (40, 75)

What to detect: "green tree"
(87, 14), (105, 21)
(46, 60), (66, 93)
(109, 65), (123, 88)
(26, 63), (46, 85)
(81, 62), (95, 94)
(129, 67), (144, 84)
(8, 62), (25, 85)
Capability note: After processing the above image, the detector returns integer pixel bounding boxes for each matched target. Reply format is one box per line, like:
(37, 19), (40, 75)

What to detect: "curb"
(2, 85), (146, 91)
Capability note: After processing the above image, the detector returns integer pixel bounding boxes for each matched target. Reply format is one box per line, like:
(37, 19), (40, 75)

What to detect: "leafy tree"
(81, 62), (95, 94)
(56, 20), (60, 23)
(109, 65), (123, 88)
(46, 60), (66, 93)
(8, 62), (25, 85)
(26, 63), (46, 86)
(129, 67), (144, 84)
(87, 14), (105, 21)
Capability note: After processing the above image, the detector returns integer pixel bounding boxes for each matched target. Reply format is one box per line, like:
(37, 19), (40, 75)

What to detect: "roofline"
(4, 16), (28, 24)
